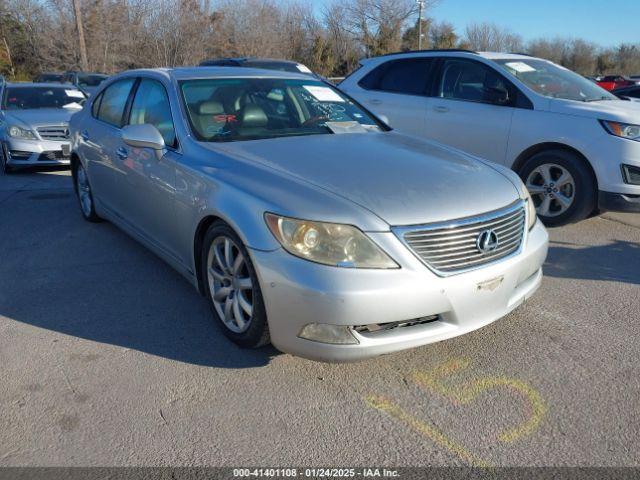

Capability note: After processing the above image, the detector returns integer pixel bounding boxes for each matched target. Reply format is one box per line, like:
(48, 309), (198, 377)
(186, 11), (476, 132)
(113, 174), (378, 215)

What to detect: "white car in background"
(341, 50), (640, 226)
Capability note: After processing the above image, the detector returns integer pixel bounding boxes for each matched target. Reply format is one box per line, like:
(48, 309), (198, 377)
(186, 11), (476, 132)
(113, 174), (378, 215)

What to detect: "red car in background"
(597, 75), (635, 91)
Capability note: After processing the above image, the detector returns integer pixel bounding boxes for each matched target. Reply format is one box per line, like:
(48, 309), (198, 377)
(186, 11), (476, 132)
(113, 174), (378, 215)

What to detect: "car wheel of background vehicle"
(519, 150), (596, 227)
(74, 162), (101, 222)
(1, 146), (12, 174)
(201, 222), (270, 348)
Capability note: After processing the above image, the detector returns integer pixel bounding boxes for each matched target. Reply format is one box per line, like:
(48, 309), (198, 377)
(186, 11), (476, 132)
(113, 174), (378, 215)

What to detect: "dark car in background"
(199, 57), (315, 76)
(34, 72), (64, 83)
(612, 85), (640, 102)
(62, 71), (109, 96)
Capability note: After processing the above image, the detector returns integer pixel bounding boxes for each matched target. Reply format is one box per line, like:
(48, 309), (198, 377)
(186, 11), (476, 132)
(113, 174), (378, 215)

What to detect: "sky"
(309, 0), (640, 47)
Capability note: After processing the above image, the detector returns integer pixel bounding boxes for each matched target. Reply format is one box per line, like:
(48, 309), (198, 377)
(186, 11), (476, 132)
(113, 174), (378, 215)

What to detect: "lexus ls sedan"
(68, 67), (548, 362)
(1, 82), (85, 173)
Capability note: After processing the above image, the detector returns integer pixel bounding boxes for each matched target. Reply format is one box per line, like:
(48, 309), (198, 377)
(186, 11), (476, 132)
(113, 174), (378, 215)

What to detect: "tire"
(201, 221), (270, 348)
(1, 146), (13, 174)
(519, 149), (596, 227)
(73, 161), (102, 222)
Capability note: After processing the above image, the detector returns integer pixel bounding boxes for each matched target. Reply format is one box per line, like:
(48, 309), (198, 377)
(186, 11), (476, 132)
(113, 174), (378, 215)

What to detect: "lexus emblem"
(477, 229), (499, 254)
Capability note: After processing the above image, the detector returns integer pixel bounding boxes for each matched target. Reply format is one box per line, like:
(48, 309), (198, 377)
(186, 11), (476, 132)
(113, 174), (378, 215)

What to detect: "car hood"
(210, 132), (521, 226)
(549, 98), (640, 123)
(3, 108), (77, 128)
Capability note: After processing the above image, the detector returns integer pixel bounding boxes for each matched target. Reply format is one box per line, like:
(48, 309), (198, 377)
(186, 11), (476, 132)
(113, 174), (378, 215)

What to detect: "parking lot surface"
(1, 169), (639, 467)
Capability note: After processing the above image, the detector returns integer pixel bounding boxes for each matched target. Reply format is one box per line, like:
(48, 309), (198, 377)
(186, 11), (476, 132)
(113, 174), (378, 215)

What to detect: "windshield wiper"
(584, 96), (614, 102)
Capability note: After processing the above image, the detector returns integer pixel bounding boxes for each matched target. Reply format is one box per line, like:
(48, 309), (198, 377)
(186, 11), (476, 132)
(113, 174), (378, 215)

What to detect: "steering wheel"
(302, 115), (329, 127)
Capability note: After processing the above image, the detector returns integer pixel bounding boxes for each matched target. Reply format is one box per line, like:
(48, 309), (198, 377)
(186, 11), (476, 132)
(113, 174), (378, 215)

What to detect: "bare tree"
(464, 22), (523, 52)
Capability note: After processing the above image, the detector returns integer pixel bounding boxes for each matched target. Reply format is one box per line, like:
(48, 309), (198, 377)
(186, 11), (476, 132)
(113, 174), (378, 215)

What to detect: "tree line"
(1, 0), (639, 80)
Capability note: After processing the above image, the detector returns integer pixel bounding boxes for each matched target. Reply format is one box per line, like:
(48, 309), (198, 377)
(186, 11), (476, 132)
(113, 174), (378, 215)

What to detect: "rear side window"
(97, 78), (135, 127)
(358, 58), (434, 96)
(128, 79), (177, 148)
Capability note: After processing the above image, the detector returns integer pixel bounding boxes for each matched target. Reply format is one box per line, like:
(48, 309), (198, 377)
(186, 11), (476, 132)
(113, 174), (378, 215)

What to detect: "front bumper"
(251, 221), (548, 362)
(598, 190), (640, 212)
(2, 138), (71, 167)
(586, 134), (640, 211)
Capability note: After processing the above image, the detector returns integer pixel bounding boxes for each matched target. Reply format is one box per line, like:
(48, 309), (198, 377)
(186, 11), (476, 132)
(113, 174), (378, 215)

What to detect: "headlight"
(524, 188), (537, 230)
(600, 120), (640, 141)
(8, 125), (37, 140)
(265, 213), (398, 269)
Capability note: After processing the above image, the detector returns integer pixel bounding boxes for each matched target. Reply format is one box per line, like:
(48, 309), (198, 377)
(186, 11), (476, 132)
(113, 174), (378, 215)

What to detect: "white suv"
(340, 50), (640, 226)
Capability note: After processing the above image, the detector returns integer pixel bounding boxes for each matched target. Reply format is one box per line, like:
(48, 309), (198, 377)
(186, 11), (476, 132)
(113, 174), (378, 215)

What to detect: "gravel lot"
(1, 169), (639, 467)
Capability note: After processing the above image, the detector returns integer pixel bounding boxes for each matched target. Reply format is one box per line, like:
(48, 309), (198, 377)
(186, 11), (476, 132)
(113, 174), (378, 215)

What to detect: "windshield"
(2, 86), (86, 110)
(495, 59), (616, 102)
(180, 78), (383, 142)
(77, 74), (107, 87)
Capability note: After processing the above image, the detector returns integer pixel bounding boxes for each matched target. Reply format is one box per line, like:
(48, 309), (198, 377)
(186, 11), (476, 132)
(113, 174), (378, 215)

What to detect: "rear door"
(426, 58), (516, 164)
(344, 57), (436, 136)
(78, 78), (135, 212)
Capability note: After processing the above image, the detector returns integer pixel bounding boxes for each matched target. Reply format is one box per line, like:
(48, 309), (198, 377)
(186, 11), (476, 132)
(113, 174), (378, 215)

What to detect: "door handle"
(433, 106), (450, 113)
(368, 99), (383, 105)
(116, 147), (128, 160)
(81, 130), (89, 141)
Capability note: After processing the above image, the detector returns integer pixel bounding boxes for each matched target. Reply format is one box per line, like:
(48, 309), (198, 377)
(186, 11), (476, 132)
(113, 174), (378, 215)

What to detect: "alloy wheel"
(76, 164), (93, 217)
(206, 236), (254, 333)
(525, 163), (576, 217)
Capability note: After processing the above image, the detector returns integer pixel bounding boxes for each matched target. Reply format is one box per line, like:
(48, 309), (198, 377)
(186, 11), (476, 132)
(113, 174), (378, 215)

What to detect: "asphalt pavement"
(1, 169), (639, 467)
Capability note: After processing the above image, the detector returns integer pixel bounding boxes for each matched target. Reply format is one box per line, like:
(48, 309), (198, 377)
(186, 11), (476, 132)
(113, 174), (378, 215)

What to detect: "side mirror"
(485, 86), (510, 105)
(377, 114), (390, 125)
(122, 124), (166, 159)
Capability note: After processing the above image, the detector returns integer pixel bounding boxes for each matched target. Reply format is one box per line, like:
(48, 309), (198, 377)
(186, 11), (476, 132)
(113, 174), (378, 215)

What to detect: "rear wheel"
(74, 162), (101, 222)
(201, 222), (270, 348)
(519, 150), (596, 227)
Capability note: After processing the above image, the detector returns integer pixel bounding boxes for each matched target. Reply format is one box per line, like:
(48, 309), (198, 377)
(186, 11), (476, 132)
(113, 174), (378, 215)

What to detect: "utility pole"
(72, 0), (88, 71)
(416, 0), (425, 50)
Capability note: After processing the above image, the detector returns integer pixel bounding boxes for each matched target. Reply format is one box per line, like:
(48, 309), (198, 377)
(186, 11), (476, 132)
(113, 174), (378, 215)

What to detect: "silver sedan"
(69, 67), (548, 362)
(0, 83), (85, 173)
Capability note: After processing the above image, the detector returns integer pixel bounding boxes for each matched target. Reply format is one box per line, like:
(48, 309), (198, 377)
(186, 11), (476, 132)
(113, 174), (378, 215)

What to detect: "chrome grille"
(37, 126), (69, 141)
(397, 202), (526, 275)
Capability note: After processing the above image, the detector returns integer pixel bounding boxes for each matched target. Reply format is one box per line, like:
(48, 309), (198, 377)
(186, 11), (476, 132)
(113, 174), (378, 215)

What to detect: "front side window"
(180, 78), (384, 142)
(96, 78), (135, 127)
(495, 58), (616, 102)
(359, 58), (433, 95)
(1, 86), (85, 110)
(129, 79), (177, 148)
(438, 59), (512, 105)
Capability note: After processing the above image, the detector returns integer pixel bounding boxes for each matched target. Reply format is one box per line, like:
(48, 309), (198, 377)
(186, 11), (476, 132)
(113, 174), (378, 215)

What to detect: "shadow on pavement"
(0, 185), (277, 369)
(545, 239), (640, 285)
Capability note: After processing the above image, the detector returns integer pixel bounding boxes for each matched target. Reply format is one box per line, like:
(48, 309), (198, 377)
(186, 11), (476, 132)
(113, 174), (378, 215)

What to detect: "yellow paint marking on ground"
(412, 359), (547, 443)
(364, 395), (493, 468)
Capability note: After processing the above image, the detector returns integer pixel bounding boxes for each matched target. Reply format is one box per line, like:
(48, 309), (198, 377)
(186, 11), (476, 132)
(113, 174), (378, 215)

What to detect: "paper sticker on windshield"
(297, 64), (313, 74)
(303, 86), (344, 102)
(505, 62), (536, 73)
(66, 89), (85, 98)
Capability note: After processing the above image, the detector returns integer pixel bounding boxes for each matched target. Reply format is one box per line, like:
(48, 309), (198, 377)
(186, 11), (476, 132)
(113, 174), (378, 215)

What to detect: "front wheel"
(201, 222), (270, 348)
(519, 150), (596, 227)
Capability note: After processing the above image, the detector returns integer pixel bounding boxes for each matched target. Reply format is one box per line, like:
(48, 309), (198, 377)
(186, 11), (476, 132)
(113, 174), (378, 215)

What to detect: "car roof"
(4, 82), (82, 88)
(360, 50), (541, 64)
(120, 66), (315, 82)
(477, 52), (537, 61)
(202, 57), (301, 65)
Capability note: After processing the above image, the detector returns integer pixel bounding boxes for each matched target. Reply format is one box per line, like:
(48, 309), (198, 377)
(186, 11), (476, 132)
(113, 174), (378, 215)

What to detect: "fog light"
(622, 164), (640, 185)
(298, 323), (359, 345)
